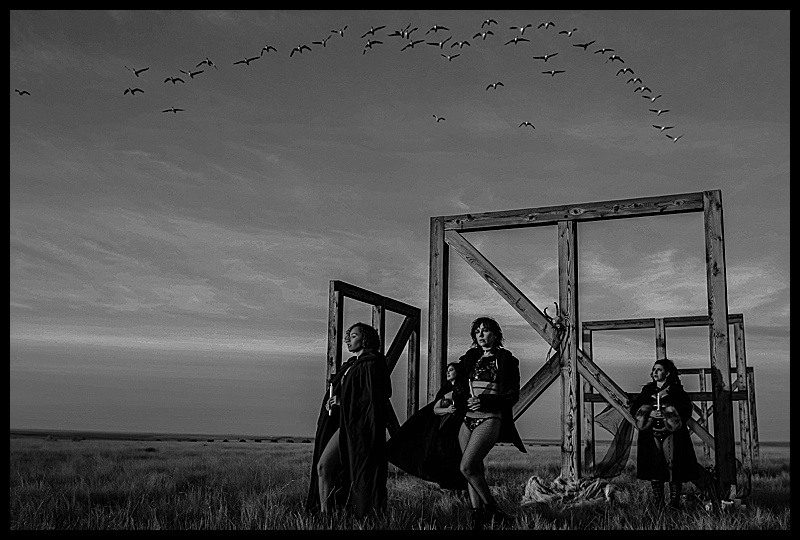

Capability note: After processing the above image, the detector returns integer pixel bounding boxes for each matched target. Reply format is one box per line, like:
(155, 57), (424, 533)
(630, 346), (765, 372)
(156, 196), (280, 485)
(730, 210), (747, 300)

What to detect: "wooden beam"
(583, 391), (748, 402)
(407, 325), (420, 418)
(748, 369), (760, 460)
(513, 351), (561, 419)
(655, 318), (667, 360)
(372, 304), (385, 356)
(734, 321), (753, 468)
(441, 192), (705, 232)
(385, 316), (417, 373)
(326, 281), (343, 385)
(332, 280), (420, 318)
(576, 348), (636, 427)
(582, 313), (744, 331)
(582, 328), (596, 472)
(428, 217), (449, 403)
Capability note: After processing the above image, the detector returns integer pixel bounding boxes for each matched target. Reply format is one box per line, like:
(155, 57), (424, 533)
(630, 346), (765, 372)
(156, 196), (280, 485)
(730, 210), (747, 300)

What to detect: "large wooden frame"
(581, 314), (759, 471)
(326, 280), (421, 435)
(428, 190), (738, 496)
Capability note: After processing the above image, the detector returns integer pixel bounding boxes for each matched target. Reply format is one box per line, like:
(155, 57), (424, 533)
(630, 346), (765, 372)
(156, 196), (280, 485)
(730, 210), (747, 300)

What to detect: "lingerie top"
(466, 353), (501, 420)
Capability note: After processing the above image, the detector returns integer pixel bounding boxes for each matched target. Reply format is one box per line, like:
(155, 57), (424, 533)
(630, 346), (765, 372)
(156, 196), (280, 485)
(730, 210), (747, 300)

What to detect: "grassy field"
(9, 435), (790, 529)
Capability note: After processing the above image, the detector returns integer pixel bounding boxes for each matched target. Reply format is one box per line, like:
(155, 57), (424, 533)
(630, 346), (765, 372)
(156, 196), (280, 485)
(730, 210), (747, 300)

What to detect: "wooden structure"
(581, 314), (759, 471)
(326, 280), (421, 435)
(428, 190), (739, 497)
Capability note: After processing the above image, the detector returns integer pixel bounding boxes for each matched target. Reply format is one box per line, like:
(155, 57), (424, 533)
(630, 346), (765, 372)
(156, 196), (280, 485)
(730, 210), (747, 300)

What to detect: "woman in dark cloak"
(630, 357), (699, 509)
(387, 361), (468, 491)
(305, 322), (392, 518)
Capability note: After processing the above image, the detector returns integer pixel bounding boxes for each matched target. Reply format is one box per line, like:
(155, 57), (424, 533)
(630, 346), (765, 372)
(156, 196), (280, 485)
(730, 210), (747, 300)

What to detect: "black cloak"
(305, 350), (392, 518)
(630, 380), (700, 482)
(386, 381), (468, 490)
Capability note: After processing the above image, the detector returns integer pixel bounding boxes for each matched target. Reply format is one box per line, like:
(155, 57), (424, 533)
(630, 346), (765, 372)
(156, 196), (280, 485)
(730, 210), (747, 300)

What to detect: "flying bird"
(606, 54), (624, 63)
(234, 56), (260, 66)
(652, 124), (674, 131)
(572, 40), (596, 50)
(196, 57), (217, 69)
(538, 22), (555, 29)
(627, 77), (643, 85)
(643, 94), (663, 103)
(14, 89), (30, 96)
(432, 114), (445, 122)
(331, 25), (348, 37)
(533, 52), (559, 62)
(633, 86), (652, 94)
(164, 76), (184, 84)
(519, 121), (535, 128)
(510, 24), (533, 34)
(441, 53), (460, 61)
(312, 36), (331, 47)
(617, 67), (634, 76)
(482, 19), (498, 28)
(361, 25), (386, 38)
(261, 45), (278, 56)
(505, 36), (530, 45)
(473, 30), (494, 40)
(363, 39), (383, 54)
(126, 66), (149, 77)
(401, 39), (424, 51)
(542, 70), (566, 76)
(559, 28), (578, 37)
(124, 87), (144, 95)
(290, 45), (312, 57)
(593, 48), (615, 55)
(486, 81), (504, 90)
(666, 133), (684, 143)
(649, 108), (670, 116)
(162, 107), (184, 113)
(427, 36), (452, 48)
(451, 40), (471, 48)
(426, 24), (449, 34)
(180, 69), (204, 79)
(389, 25), (418, 39)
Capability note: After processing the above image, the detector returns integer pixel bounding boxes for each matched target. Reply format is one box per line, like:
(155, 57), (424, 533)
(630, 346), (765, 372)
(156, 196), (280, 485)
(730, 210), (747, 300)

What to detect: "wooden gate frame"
(326, 280), (421, 435)
(581, 314), (759, 471)
(428, 190), (738, 496)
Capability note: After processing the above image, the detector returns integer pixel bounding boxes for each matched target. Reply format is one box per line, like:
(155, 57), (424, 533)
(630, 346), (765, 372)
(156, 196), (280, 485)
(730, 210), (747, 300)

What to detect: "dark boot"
(484, 501), (511, 527)
(650, 480), (664, 505)
(469, 508), (485, 531)
(669, 482), (682, 509)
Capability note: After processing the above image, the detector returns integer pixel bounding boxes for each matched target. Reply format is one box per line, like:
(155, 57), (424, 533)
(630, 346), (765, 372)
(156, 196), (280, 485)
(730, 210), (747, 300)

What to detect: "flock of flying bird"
(13, 16), (683, 142)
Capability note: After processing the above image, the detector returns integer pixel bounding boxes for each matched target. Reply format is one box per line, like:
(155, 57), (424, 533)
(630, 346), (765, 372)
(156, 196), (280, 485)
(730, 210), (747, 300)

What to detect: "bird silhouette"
(486, 81), (504, 90)
(361, 25), (386, 38)
(627, 77), (643, 85)
(427, 36), (452, 48)
(649, 108), (670, 116)
(126, 66), (149, 77)
(389, 25), (418, 39)
(162, 107), (184, 113)
(14, 89), (30, 96)
(331, 26), (347, 37)
(401, 39), (425, 51)
(510, 24), (533, 34)
(593, 48), (615, 55)
(533, 52), (559, 62)
(363, 39), (383, 54)
(643, 94), (663, 103)
(432, 114), (445, 122)
(234, 56), (260, 66)
(441, 53), (460, 62)
(124, 87), (144, 95)
(542, 70), (566, 77)
(426, 24), (449, 34)
(312, 36), (331, 47)
(196, 57), (217, 69)
(617, 68), (634, 76)
(519, 121), (535, 128)
(261, 45), (278, 56)
(164, 77), (184, 84)
(538, 22), (555, 29)
(559, 28), (578, 37)
(633, 86), (652, 94)
(572, 40), (596, 50)
(451, 40), (471, 48)
(666, 133), (683, 143)
(473, 30), (494, 40)
(504, 36), (530, 45)
(606, 54), (624, 63)
(482, 19), (498, 28)
(653, 124), (674, 132)
(180, 69), (204, 79)
(290, 45), (312, 57)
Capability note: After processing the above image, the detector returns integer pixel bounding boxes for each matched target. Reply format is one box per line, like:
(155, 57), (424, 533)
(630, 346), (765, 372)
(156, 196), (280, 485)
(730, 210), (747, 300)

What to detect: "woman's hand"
(650, 409), (663, 419)
(467, 396), (481, 412)
(326, 395), (340, 412)
(447, 404), (456, 414)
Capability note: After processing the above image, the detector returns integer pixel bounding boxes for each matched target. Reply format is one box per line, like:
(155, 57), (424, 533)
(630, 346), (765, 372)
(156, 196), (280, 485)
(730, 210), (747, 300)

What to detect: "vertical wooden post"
(372, 303), (385, 356)
(326, 281), (344, 386)
(747, 368), (760, 460)
(558, 220), (581, 479)
(703, 190), (737, 496)
(582, 327), (595, 472)
(407, 321), (420, 417)
(654, 318), (667, 360)
(733, 321), (753, 468)
(699, 370), (711, 459)
(428, 217), (449, 403)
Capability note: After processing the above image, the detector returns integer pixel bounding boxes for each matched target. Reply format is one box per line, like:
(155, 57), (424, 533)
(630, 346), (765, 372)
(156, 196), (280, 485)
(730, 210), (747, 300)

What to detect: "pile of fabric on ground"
(520, 475), (618, 508)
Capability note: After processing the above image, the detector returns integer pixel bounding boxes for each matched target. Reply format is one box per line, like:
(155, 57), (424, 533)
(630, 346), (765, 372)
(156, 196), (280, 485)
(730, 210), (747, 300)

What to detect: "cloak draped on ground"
(305, 351), (392, 518)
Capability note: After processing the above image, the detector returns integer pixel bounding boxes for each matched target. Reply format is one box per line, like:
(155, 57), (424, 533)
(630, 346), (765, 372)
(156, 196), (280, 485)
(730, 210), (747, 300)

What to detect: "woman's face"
(474, 323), (496, 349)
(345, 327), (364, 353)
(446, 364), (457, 381)
(651, 363), (667, 383)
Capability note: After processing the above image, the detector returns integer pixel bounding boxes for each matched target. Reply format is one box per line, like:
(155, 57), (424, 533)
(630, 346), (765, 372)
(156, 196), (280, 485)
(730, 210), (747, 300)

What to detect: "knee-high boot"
(669, 481), (682, 509)
(650, 480), (665, 505)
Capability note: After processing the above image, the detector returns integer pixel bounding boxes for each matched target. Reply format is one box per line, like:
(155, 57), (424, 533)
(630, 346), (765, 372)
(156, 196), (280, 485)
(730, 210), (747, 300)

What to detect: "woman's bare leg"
(459, 419), (501, 507)
(316, 429), (340, 514)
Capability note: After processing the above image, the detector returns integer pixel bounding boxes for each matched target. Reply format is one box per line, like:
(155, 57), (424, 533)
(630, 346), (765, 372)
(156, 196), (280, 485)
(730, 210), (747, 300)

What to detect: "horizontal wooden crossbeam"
(332, 280), (420, 318)
(583, 313), (743, 331)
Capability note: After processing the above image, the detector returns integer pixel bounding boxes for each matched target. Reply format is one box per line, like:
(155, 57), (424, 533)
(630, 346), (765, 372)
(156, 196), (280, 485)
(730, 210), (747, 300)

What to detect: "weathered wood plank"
(513, 351), (561, 419)
(372, 304), (385, 356)
(582, 313), (743, 331)
(385, 315), (417, 373)
(326, 282), (343, 385)
(734, 321), (753, 468)
(442, 192), (705, 231)
(583, 391), (748, 402)
(655, 318), (667, 360)
(576, 348), (636, 427)
(748, 369), (760, 460)
(428, 217), (449, 403)
(332, 280), (420, 317)
(407, 326), (420, 418)
(582, 329), (596, 472)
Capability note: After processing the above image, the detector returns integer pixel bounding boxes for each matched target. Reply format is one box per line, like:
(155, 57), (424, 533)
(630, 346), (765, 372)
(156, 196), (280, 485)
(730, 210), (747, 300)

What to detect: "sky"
(10, 10), (790, 443)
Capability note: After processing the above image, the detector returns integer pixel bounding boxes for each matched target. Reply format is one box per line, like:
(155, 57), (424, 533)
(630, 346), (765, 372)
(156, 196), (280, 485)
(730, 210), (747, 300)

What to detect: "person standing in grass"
(631, 357), (700, 509)
(305, 322), (392, 519)
(457, 316), (526, 530)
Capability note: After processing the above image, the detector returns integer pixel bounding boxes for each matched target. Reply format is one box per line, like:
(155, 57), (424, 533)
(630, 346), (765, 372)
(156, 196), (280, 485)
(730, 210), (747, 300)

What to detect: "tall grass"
(9, 437), (790, 529)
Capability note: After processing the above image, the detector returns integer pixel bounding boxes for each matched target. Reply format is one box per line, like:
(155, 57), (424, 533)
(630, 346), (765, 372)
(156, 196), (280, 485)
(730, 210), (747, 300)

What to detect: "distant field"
(9, 432), (789, 530)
